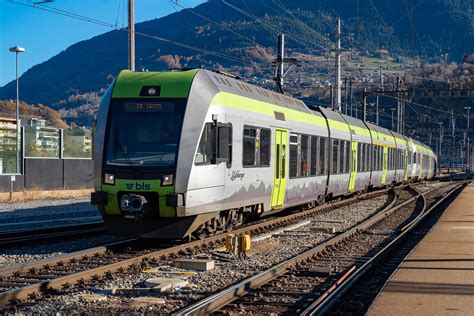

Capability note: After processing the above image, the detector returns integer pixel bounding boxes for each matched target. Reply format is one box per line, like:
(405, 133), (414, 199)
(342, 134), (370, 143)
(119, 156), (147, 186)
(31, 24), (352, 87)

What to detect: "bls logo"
(125, 182), (151, 190)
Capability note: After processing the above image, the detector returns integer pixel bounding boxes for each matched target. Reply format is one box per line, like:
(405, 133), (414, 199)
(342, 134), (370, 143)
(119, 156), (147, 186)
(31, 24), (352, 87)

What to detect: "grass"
(0, 188), (92, 203)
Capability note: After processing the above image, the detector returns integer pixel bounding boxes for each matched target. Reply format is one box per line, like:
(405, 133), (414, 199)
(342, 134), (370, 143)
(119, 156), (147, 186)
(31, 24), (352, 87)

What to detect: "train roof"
(204, 70), (311, 114)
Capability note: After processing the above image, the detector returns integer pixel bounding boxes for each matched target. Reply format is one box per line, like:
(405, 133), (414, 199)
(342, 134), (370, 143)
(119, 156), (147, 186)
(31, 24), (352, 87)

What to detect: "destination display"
(123, 101), (175, 113)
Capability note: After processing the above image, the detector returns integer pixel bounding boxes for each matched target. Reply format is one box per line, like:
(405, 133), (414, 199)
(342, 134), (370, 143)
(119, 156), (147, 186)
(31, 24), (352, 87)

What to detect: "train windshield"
(104, 99), (186, 169)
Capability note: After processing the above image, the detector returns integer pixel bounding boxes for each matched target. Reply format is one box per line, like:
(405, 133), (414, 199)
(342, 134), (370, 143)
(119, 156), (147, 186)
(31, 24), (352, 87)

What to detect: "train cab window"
(300, 135), (309, 176)
(332, 139), (339, 174)
(243, 126), (271, 167)
(310, 136), (318, 176)
(195, 123), (215, 165)
(289, 134), (298, 178)
(320, 137), (326, 175)
(195, 122), (232, 166)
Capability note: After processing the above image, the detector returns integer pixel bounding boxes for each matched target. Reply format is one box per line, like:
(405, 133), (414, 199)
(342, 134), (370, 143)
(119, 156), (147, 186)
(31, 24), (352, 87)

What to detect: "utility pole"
(335, 18), (342, 112)
(396, 76), (401, 133)
(362, 87), (367, 122)
(344, 77), (348, 115)
(376, 66), (383, 125)
(464, 106), (471, 170)
(349, 78), (353, 117)
(438, 122), (444, 163)
(273, 34), (299, 94)
(277, 33), (284, 93)
(465, 106), (471, 129)
(128, 0), (135, 71)
(391, 108), (395, 130)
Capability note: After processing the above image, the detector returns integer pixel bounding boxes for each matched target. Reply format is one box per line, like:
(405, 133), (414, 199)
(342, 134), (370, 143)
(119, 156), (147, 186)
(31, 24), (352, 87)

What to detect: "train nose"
(120, 194), (148, 213)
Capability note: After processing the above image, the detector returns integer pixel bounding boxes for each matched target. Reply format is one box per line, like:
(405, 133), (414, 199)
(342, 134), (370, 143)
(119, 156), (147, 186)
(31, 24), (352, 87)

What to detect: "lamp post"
(9, 46), (25, 174)
(465, 107), (471, 170)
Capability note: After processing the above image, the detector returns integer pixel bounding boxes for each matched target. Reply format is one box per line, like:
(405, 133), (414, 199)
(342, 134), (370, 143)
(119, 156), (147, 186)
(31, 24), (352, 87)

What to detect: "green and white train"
(92, 69), (437, 239)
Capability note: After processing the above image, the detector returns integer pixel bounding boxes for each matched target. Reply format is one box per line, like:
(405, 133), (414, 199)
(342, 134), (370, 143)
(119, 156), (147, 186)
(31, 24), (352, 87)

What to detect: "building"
(0, 117), (18, 174)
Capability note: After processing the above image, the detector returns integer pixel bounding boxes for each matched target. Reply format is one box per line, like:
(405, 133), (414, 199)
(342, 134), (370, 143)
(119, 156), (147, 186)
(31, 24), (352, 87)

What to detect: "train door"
(381, 146), (388, 184)
(271, 129), (288, 209)
(348, 139), (357, 192)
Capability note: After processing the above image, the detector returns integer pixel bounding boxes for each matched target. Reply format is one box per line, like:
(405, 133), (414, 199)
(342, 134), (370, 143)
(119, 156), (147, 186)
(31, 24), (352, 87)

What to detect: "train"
(91, 69), (437, 239)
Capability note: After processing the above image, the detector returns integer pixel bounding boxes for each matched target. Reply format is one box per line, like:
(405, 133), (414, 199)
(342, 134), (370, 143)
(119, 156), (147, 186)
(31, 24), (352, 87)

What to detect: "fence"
(0, 125), (93, 191)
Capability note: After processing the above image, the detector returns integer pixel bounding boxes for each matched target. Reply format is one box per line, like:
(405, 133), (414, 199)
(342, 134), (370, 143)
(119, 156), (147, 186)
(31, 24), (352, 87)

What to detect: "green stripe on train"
(112, 69), (198, 98)
(102, 179), (175, 217)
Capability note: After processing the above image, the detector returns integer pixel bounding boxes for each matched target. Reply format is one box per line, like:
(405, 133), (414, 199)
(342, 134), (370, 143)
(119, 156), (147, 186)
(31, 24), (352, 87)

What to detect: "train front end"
(91, 69), (200, 239)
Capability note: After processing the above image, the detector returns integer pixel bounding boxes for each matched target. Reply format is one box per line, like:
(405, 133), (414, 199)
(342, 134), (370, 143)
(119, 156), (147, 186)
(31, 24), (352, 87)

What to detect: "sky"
(0, 0), (205, 87)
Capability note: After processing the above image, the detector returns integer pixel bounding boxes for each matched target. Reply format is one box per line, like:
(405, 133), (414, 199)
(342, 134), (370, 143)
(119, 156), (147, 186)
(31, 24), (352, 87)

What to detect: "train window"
(320, 137), (326, 175)
(195, 123), (216, 165)
(310, 136), (318, 176)
(243, 127), (256, 166)
(357, 143), (361, 172)
(289, 133), (298, 178)
(362, 143), (366, 172)
(346, 141), (351, 173)
(379, 147), (383, 171)
(301, 135), (309, 176)
(332, 139), (339, 174)
(367, 144), (371, 171)
(362, 144), (366, 172)
(372, 145), (376, 171)
(389, 148), (392, 170)
(260, 129), (271, 166)
(243, 126), (271, 167)
(381, 147), (384, 171)
(339, 141), (345, 173)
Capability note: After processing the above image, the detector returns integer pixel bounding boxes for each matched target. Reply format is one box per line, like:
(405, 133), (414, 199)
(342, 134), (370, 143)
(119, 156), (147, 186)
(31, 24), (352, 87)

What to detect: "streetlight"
(464, 107), (471, 170)
(9, 46), (25, 174)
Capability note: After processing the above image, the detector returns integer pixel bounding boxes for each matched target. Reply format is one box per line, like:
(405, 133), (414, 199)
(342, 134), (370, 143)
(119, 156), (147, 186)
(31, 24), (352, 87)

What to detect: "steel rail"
(302, 181), (467, 316)
(0, 222), (106, 246)
(174, 186), (422, 315)
(0, 186), (395, 306)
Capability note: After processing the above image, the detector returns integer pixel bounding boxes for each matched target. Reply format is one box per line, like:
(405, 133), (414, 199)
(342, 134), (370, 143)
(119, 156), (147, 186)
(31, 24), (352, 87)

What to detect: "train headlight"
(162, 174), (173, 186)
(104, 173), (115, 185)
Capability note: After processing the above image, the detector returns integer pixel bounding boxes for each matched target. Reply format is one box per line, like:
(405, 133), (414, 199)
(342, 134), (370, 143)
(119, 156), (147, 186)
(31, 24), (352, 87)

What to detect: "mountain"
(0, 0), (473, 114)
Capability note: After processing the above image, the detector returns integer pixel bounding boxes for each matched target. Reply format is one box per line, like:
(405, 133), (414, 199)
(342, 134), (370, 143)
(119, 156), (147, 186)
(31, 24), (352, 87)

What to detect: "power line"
(267, 0), (327, 49)
(9, 0), (255, 67)
(367, 0), (404, 53)
(221, 0), (322, 50)
(169, 0), (264, 48)
(369, 91), (467, 117)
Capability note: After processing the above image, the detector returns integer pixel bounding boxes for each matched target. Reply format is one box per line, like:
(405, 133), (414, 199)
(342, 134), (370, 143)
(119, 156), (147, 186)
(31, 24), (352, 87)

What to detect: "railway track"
(0, 221), (106, 247)
(175, 181), (466, 315)
(0, 186), (394, 308)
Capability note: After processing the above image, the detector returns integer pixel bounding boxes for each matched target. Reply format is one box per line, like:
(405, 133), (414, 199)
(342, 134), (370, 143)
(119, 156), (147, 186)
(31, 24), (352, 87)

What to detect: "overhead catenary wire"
(369, 91), (467, 118)
(169, 0), (264, 48)
(10, 0), (255, 68)
(221, 0), (323, 50)
(261, 0), (327, 50)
